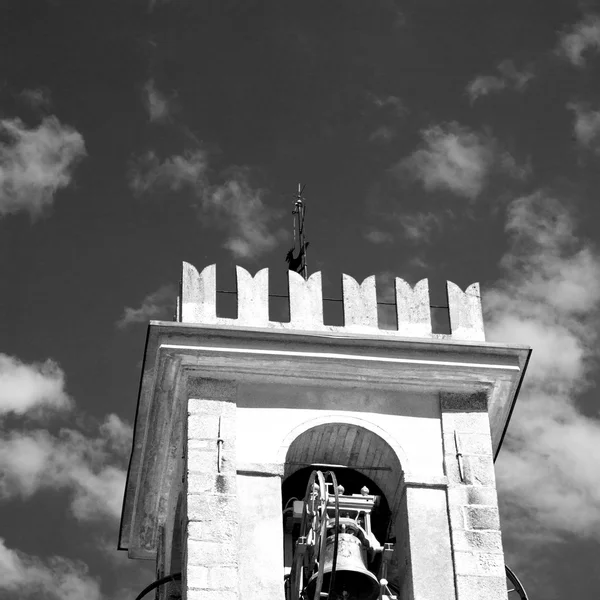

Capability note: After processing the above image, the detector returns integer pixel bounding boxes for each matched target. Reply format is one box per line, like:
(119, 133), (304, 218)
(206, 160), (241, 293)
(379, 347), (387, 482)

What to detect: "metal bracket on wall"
(217, 416), (224, 474)
(454, 430), (465, 483)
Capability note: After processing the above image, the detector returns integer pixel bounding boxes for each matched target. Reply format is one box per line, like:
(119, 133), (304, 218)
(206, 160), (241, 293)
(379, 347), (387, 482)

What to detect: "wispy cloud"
(129, 150), (285, 260)
(486, 191), (600, 543)
(398, 122), (496, 199)
(398, 122), (528, 200)
(0, 354), (131, 522)
(129, 149), (208, 195)
(0, 354), (72, 417)
(0, 413), (131, 522)
(466, 60), (534, 103)
(364, 228), (394, 244)
(556, 13), (600, 67)
(0, 538), (102, 600)
(397, 211), (442, 243)
(567, 101), (600, 152)
(367, 94), (407, 143)
(18, 87), (52, 111)
(116, 284), (176, 328)
(0, 116), (86, 218)
(142, 78), (173, 123)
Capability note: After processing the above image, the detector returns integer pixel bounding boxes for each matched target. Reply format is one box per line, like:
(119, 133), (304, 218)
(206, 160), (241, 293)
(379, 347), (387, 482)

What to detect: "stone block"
(451, 529), (503, 554)
(441, 412), (491, 435)
(454, 550), (505, 577)
(443, 433), (493, 457)
(187, 565), (239, 590)
(188, 519), (238, 543)
(464, 456), (497, 487)
(464, 506), (500, 530)
(187, 539), (238, 566)
(455, 574), (508, 600)
(186, 590), (238, 600)
(448, 486), (498, 507)
(188, 493), (239, 522)
(188, 415), (220, 440)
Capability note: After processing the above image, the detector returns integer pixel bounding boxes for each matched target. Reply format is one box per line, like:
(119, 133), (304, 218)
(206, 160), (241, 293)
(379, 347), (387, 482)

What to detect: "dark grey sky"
(2, 1), (600, 598)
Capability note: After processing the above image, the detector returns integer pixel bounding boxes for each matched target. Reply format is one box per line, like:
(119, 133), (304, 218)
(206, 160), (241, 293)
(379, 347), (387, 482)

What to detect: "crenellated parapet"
(180, 263), (485, 341)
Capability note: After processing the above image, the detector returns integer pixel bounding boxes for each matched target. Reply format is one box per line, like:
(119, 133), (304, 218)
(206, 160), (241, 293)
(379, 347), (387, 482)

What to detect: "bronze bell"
(306, 533), (380, 600)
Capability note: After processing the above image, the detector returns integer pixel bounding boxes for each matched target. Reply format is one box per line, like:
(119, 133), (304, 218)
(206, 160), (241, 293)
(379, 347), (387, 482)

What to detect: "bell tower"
(119, 262), (530, 600)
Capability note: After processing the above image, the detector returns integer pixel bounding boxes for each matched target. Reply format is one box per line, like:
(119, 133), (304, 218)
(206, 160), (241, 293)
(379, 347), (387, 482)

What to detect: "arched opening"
(281, 422), (403, 600)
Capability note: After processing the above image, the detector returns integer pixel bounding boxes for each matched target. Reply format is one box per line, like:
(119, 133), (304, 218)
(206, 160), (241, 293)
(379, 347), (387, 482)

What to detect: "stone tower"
(119, 262), (530, 600)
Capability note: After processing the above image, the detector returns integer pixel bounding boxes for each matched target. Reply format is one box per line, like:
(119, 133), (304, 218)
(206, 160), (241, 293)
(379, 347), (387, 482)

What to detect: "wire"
(134, 573), (181, 600)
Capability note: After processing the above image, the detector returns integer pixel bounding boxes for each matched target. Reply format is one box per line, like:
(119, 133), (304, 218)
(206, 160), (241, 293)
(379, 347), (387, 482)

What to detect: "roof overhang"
(119, 321), (530, 558)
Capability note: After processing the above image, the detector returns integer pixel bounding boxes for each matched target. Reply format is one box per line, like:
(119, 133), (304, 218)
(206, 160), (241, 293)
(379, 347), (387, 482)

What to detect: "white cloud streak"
(129, 151), (285, 260)
(116, 284), (176, 328)
(0, 538), (102, 600)
(557, 13), (600, 67)
(364, 229), (394, 244)
(466, 60), (534, 103)
(0, 354), (72, 417)
(399, 122), (528, 199)
(397, 211), (442, 243)
(567, 101), (600, 152)
(485, 192), (600, 541)
(0, 116), (86, 217)
(0, 413), (132, 521)
(142, 79), (173, 123)
(399, 122), (496, 199)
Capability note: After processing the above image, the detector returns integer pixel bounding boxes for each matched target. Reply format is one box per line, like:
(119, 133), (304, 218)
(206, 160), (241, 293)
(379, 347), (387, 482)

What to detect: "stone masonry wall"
(441, 392), (507, 600)
(184, 381), (239, 600)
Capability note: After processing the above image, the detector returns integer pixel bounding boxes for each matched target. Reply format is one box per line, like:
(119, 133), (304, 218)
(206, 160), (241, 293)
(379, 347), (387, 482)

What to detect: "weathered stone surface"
(448, 486), (498, 507)
(187, 540), (238, 566)
(342, 274), (378, 331)
(443, 433), (493, 457)
(440, 391), (487, 412)
(187, 565), (239, 589)
(455, 574), (508, 600)
(441, 412), (492, 435)
(447, 281), (485, 341)
(186, 590), (238, 600)
(454, 550), (505, 577)
(187, 493), (239, 522)
(464, 506), (501, 530)
(178, 262), (488, 341)
(188, 380), (237, 404)
(187, 519), (238, 543)
(451, 530), (503, 554)
(395, 278), (432, 337)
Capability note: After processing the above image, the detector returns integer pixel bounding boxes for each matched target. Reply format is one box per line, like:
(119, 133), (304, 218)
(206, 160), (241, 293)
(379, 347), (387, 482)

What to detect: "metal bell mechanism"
(285, 472), (397, 600)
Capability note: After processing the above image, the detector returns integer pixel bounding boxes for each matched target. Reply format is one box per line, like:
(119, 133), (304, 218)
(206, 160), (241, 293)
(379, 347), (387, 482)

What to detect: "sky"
(1, 0), (600, 598)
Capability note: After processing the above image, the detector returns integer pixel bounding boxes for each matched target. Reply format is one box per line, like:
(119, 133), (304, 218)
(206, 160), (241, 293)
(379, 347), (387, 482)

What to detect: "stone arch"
(280, 416), (405, 514)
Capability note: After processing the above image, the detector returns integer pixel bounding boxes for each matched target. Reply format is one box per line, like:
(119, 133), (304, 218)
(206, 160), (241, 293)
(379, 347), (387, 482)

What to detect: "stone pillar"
(184, 380), (239, 600)
(441, 392), (507, 600)
(237, 472), (285, 600)
(399, 482), (456, 600)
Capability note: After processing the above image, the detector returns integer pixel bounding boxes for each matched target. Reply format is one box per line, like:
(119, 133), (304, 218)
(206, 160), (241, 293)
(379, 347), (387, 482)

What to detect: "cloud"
(567, 101), (600, 152)
(116, 284), (176, 328)
(364, 228), (394, 244)
(0, 354), (72, 417)
(18, 87), (52, 110)
(399, 122), (496, 199)
(129, 149), (208, 196)
(485, 191), (600, 541)
(142, 79), (173, 123)
(397, 211), (442, 243)
(130, 150), (285, 260)
(556, 13), (600, 67)
(0, 116), (86, 217)
(0, 413), (131, 521)
(0, 538), (102, 600)
(466, 60), (534, 102)
(367, 94), (407, 142)
(202, 168), (286, 259)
